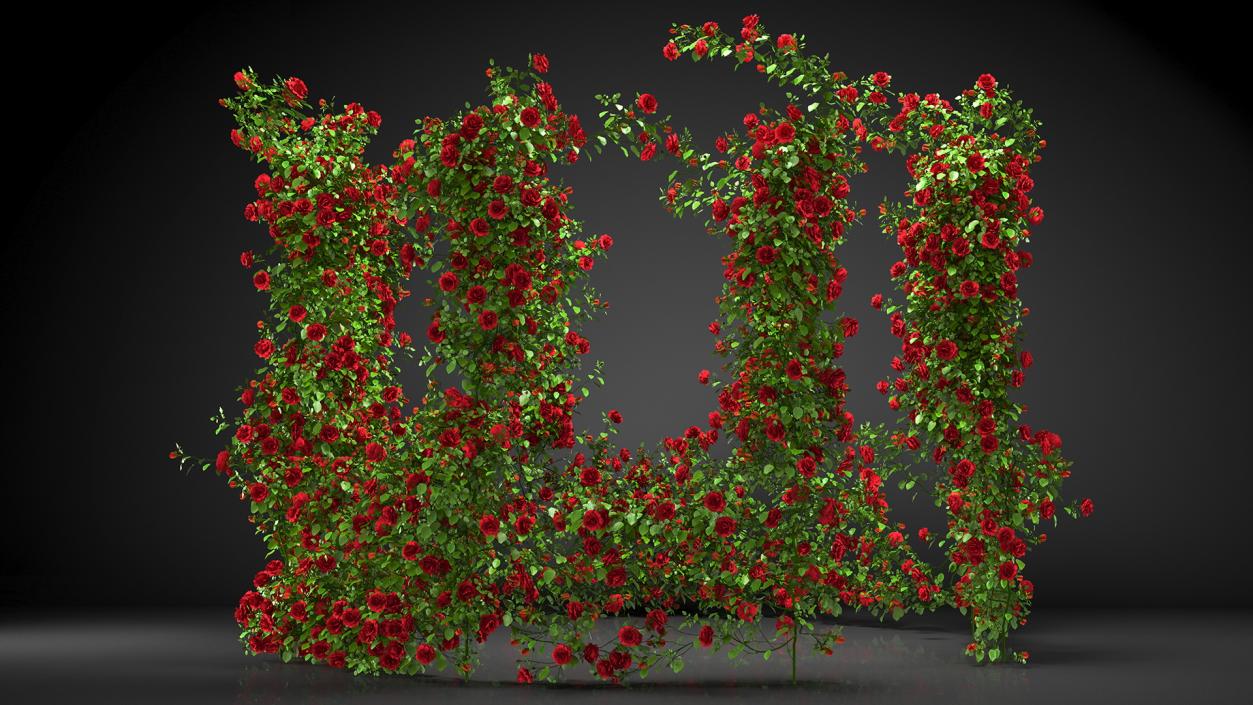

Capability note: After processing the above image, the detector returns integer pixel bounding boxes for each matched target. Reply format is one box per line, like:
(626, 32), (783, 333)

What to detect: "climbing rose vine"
(600, 14), (1091, 665)
(176, 14), (1089, 682)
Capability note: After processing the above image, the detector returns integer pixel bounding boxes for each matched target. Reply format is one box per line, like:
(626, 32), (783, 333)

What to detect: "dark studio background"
(7, 1), (1249, 615)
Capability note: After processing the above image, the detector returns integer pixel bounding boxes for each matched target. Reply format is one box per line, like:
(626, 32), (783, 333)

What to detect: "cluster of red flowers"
(597, 14), (1090, 666)
(873, 69), (1089, 663)
(180, 14), (1088, 684)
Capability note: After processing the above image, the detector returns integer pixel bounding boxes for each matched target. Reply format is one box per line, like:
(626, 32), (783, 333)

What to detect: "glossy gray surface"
(2, 609), (1247, 704)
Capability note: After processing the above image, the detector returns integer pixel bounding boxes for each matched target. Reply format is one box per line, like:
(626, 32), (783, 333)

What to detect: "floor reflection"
(1, 609), (1246, 705)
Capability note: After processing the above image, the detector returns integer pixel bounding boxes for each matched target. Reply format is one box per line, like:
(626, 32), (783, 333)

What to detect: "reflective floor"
(1, 609), (1247, 704)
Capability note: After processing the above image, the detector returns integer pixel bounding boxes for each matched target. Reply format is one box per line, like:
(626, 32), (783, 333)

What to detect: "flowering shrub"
(599, 14), (1091, 664)
(176, 13), (1088, 683)
(875, 68), (1087, 665)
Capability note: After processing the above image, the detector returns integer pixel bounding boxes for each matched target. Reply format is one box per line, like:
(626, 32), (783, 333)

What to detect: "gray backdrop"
(8, 0), (1249, 610)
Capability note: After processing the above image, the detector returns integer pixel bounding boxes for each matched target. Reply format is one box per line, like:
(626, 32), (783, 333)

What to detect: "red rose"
(736, 601), (759, 621)
(402, 541), (420, 561)
(703, 491), (726, 513)
(662, 42), (679, 61)
(365, 442), (386, 463)
(252, 271), (270, 290)
(755, 245), (777, 265)
(714, 516), (737, 537)
(1081, 498), (1094, 517)
(765, 416), (786, 443)
(426, 320), (444, 344)
(487, 199), (509, 220)
(248, 483), (268, 503)
(935, 340), (958, 360)
(520, 107), (541, 128)
(617, 625), (642, 647)
(605, 566), (627, 587)
(998, 561), (1018, 581)
(438, 272), (459, 292)
(774, 122), (796, 143)
(440, 143), (460, 168)
(288, 304), (307, 323)
(552, 644), (573, 665)
(415, 644), (436, 665)
(980, 435), (999, 453)
(698, 625), (714, 647)
(478, 309), (499, 330)
(253, 339), (275, 359)
(636, 93), (658, 114)
(285, 77), (308, 100)
(470, 218), (490, 237)
(796, 456), (816, 477)
(531, 53), (549, 73)
(479, 514), (500, 537)
(581, 509), (605, 532)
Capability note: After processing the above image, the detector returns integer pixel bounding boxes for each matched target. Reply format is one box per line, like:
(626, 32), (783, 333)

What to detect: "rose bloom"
(285, 77), (308, 100)
(438, 272), (458, 292)
(1081, 498), (1095, 517)
(636, 93), (658, 114)
(618, 625), (642, 647)
(703, 491), (726, 513)
(415, 644), (436, 665)
(253, 339), (275, 359)
(248, 483), (268, 502)
(581, 509), (605, 531)
(479, 514), (500, 537)
(402, 541), (420, 561)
